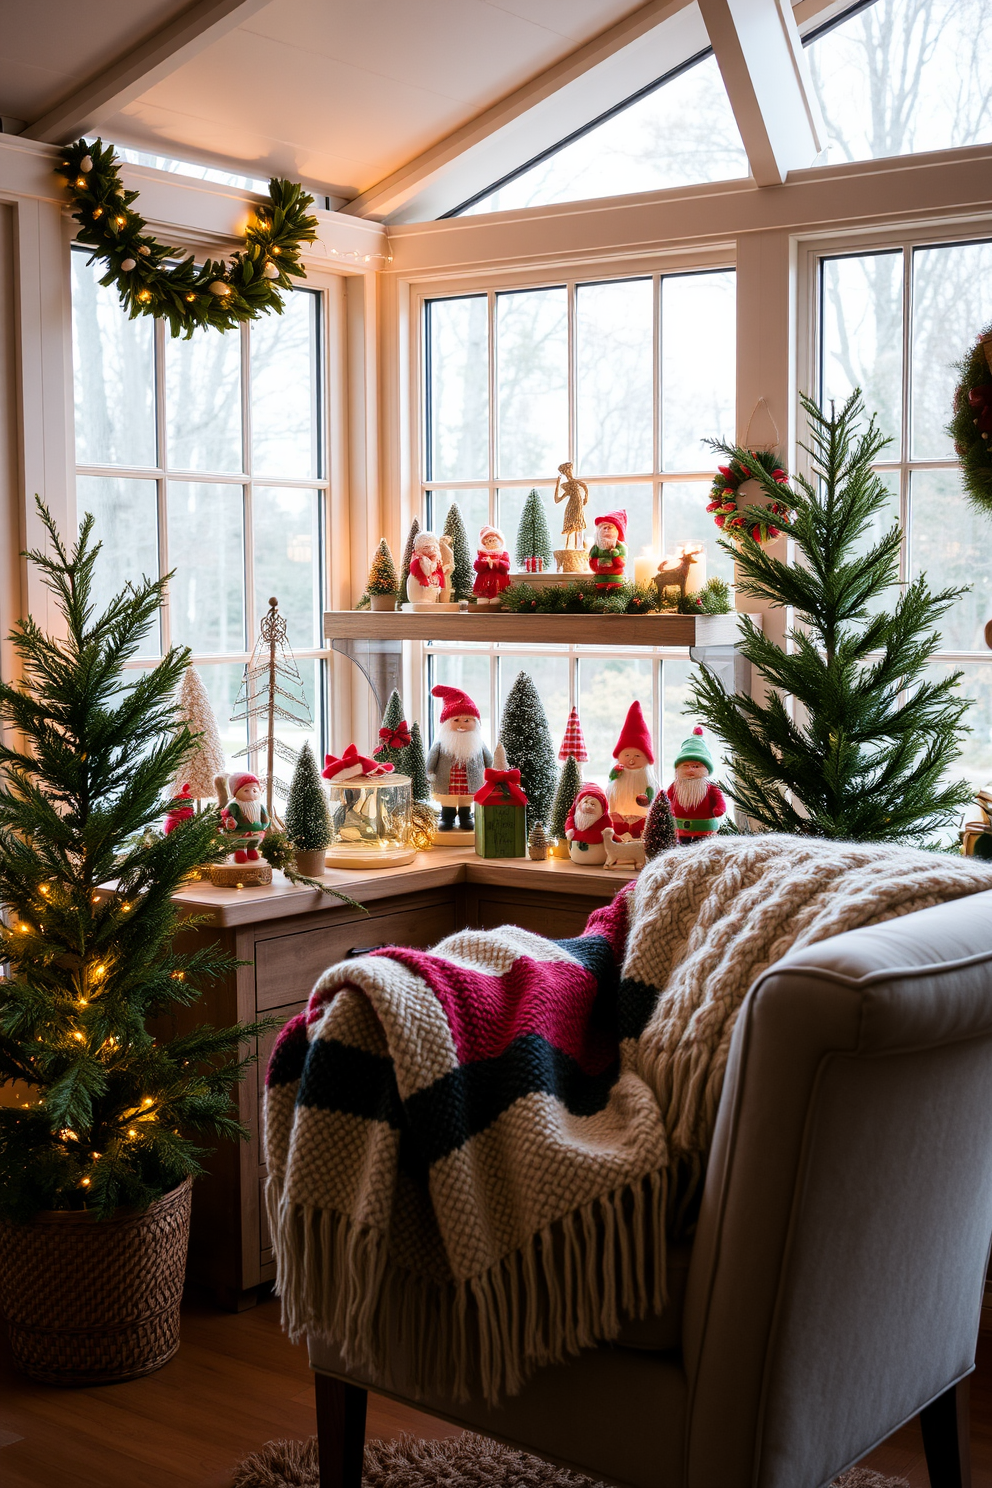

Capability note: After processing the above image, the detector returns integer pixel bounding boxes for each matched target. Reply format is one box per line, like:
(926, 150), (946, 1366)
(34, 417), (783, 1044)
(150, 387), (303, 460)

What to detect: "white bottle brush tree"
(173, 665), (226, 801)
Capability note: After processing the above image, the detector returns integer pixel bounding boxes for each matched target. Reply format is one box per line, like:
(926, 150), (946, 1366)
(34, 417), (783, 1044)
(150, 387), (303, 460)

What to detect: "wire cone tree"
(689, 391), (973, 841)
(173, 664), (226, 801)
(499, 672), (557, 826)
(0, 502), (263, 1222)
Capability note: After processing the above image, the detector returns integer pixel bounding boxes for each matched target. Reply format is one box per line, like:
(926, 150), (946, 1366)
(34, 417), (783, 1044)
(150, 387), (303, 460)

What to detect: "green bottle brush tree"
(0, 503), (268, 1222)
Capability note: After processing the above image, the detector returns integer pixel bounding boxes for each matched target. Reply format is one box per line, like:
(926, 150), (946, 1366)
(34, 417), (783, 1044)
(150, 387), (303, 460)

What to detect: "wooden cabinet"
(172, 850), (627, 1309)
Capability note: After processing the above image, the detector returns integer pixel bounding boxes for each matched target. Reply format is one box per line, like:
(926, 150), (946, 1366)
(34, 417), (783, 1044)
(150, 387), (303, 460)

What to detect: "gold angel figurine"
(553, 461), (589, 549)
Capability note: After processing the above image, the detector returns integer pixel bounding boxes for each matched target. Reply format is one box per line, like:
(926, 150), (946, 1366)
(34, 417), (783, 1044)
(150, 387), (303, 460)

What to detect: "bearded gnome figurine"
(218, 770), (270, 862)
(666, 726), (727, 843)
(606, 701), (657, 840)
(564, 783), (612, 865)
(426, 684), (493, 831)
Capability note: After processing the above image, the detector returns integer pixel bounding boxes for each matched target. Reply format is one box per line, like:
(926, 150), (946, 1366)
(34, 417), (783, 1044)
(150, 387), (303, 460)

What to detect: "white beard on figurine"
(564, 784), (611, 866)
(606, 701), (657, 841)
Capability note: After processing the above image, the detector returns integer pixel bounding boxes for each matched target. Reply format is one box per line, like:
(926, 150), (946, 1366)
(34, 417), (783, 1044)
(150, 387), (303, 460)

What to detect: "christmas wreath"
(949, 326), (992, 519)
(57, 138), (318, 338)
(705, 446), (793, 544)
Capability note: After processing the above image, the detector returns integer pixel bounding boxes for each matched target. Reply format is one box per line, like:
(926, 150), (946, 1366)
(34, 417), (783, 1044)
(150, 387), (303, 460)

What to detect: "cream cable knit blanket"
(265, 835), (992, 1405)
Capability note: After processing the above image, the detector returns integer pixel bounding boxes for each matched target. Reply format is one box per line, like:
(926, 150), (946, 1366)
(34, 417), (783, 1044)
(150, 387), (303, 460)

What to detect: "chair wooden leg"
(920, 1378), (971, 1488)
(315, 1374), (368, 1488)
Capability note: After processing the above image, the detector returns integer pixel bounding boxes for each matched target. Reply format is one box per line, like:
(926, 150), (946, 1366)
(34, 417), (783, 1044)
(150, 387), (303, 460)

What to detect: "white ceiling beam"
(697, 0), (824, 186)
(340, 0), (697, 222)
(24, 0), (274, 145)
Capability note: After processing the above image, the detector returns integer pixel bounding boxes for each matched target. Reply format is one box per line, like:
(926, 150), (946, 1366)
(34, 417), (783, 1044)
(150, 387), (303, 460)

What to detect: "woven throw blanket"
(265, 836), (992, 1405)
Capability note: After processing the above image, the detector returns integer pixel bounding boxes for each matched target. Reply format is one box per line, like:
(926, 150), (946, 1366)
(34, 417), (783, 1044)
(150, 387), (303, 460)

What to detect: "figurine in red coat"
(473, 525), (511, 605)
(666, 727), (727, 844)
(164, 781), (195, 835)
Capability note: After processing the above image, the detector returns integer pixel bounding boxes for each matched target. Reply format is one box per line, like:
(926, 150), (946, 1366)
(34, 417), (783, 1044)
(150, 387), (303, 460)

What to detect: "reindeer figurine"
(652, 544), (705, 605)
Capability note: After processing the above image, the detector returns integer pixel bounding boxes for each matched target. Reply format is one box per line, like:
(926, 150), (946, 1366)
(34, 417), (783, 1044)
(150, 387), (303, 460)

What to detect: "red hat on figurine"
(613, 701), (654, 763)
(574, 782), (609, 813)
(432, 684), (480, 722)
(594, 509), (627, 541)
(228, 771), (261, 796)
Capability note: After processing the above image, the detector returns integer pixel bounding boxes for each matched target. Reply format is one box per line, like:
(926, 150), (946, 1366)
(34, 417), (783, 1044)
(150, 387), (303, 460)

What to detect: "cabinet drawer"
(475, 896), (594, 939)
(254, 900), (458, 1010)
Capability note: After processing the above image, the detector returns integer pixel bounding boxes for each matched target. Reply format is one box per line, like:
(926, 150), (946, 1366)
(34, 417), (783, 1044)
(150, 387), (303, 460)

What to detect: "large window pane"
(808, 0), (992, 167)
(820, 253), (903, 447)
(498, 657), (570, 753)
(426, 297), (488, 481)
(662, 483), (735, 587)
(579, 657), (654, 785)
(586, 485), (653, 570)
(249, 656), (320, 803)
(166, 325), (243, 474)
(76, 475), (159, 656)
(167, 482), (245, 653)
(496, 288), (568, 479)
(460, 54), (748, 215)
(254, 487), (320, 648)
(427, 490), (490, 547)
(662, 271), (735, 471)
(498, 486), (554, 571)
(72, 253), (155, 468)
(195, 660), (249, 767)
(576, 279), (653, 475)
(252, 289), (319, 478)
(429, 652), (492, 743)
(663, 660), (726, 786)
(912, 242), (992, 460)
(910, 468), (989, 652)
(927, 661), (992, 792)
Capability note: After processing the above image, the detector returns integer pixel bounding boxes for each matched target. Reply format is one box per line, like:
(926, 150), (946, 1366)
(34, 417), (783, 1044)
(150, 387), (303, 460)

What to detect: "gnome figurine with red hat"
(606, 700), (657, 840)
(218, 771), (270, 863)
(564, 782), (612, 865)
(588, 509), (627, 591)
(473, 525), (511, 606)
(666, 726), (726, 844)
(164, 782), (195, 835)
(426, 684), (493, 832)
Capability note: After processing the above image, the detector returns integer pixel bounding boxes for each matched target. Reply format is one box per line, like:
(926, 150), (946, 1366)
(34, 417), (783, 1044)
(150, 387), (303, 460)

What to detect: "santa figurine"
(588, 509), (627, 591)
(666, 727), (726, 844)
(606, 701), (657, 840)
(473, 525), (511, 606)
(564, 783), (612, 865)
(217, 771), (270, 863)
(164, 781), (194, 835)
(408, 531), (445, 603)
(425, 684), (493, 831)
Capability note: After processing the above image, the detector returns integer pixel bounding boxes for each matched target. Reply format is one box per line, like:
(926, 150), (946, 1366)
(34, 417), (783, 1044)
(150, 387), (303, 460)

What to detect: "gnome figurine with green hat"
(666, 726), (726, 844)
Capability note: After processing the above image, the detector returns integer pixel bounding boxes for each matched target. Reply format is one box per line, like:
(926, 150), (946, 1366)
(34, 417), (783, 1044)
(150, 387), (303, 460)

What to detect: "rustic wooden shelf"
(323, 608), (742, 647)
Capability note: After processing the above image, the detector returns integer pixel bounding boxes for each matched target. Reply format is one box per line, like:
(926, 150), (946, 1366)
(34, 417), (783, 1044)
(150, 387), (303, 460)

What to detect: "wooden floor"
(1, 1289), (990, 1488)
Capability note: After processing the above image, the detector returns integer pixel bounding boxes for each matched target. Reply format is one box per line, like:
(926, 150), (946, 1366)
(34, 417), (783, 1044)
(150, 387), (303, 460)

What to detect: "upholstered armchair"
(308, 890), (992, 1488)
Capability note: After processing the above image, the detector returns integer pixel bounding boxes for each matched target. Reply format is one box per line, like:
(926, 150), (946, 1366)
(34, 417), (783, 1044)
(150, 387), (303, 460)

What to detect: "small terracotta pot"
(369, 593), (397, 611)
(294, 847), (327, 877)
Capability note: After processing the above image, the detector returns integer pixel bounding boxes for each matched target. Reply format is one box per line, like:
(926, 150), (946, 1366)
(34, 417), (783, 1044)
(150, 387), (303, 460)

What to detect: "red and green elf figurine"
(666, 727), (726, 843)
(589, 509), (627, 591)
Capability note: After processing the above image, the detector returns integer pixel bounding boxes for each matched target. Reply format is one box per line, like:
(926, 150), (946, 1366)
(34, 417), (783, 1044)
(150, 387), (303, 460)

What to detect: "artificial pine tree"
(373, 690), (410, 771)
(643, 792), (677, 859)
(550, 755), (582, 839)
(407, 721), (431, 803)
(442, 503), (474, 600)
(499, 671), (557, 826)
(358, 539), (398, 609)
(690, 391), (973, 841)
(399, 518), (421, 605)
(284, 741), (331, 853)
(515, 489), (554, 571)
(0, 502), (262, 1222)
(173, 664), (226, 801)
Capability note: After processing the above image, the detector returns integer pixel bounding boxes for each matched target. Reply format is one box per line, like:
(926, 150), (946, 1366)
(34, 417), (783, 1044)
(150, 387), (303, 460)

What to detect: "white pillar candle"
(633, 552), (657, 589)
(680, 545), (707, 594)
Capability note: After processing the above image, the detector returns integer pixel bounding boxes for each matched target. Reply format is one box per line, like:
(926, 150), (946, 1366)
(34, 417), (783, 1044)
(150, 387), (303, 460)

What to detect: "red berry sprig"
(705, 449), (793, 544)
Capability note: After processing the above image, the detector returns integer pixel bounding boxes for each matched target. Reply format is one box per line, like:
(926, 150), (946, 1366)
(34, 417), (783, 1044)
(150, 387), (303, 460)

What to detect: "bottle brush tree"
(359, 539), (398, 607)
(643, 792), (677, 859)
(549, 755), (582, 840)
(515, 489), (554, 570)
(442, 503), (474, 599)
(499, 671), (557, 826)
(407, 721), (431, 803)
(284, 741), (331, 852)
(398, 518), (420, 605)
(0, 502), (265, 1222)
(173, 664), (226, 801)
(689, 391), (973, 841)
(372, 689), (410, 771)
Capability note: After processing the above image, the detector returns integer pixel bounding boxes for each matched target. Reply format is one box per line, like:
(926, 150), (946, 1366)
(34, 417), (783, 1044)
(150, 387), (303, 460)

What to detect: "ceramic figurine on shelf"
(653, 544), (706, 606)
(439, 534), (455, 603)
(666, 727), (727, 844)
(473, 525), (512, 606)
(408, 531), (445, 604)
(564, 782), (611, 865)
(588, 509), (627, 591)
(553, 462), (589, 550)
(216, 771), (270, 863)
(426, 684), (493, 833)
(163, 781), (195, 835)
(606, 702), (657, 841)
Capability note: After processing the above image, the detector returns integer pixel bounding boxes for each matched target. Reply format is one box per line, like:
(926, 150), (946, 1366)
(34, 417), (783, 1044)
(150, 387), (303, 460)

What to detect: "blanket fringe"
(268, 1167), (668, 1406)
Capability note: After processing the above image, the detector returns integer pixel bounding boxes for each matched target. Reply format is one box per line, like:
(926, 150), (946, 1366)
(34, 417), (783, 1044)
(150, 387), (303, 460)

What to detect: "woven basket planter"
(0, 1176), (192, 1386)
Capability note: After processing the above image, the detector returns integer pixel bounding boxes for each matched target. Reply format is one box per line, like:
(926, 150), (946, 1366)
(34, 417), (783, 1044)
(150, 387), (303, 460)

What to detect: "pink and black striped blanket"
(264, 837), (992, 1405)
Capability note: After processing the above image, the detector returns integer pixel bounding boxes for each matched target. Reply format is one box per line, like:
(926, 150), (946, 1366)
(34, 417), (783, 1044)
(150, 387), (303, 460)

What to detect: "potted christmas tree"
(498, 671), (557, 828)
(515, 489), (554, 574)
(442, 502), (475, 601)
(0, 503), (263, 1385)
(284, 742), (331, 876)
(362, 539), (399, 611)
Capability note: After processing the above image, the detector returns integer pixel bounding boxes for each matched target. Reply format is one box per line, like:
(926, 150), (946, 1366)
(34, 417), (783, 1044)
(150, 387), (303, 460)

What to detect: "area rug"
(230, 1430), (909, 1488)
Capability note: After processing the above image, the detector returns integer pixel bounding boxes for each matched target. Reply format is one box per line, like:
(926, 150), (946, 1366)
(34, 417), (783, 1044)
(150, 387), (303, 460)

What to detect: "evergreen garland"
(515, 490), (554, 569)
(442, 503), (474, 599)
(59, 139), (318, 339)
(549, 755), (582, 839)
(689, 391), (973, 841)
(643, 792), (677, 859)
(949, 326), (992, 519)
(0, 501), (265, 1222)
(399, 518), (421, 605)
(407, 722), (431, 803)
(284, 742), (331, 851)
(499, 672), (557, 826)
